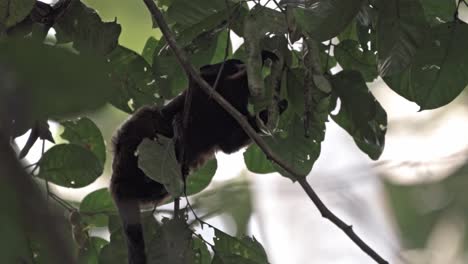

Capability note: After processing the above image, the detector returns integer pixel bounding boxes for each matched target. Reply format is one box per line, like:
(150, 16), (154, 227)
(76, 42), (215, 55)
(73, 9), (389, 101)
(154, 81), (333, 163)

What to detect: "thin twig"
(297, 178), (388, 264)
(142, 1), (388, 263)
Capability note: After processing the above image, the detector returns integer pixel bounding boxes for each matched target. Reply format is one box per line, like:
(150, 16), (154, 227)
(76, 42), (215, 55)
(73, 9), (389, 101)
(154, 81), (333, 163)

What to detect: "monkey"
(110, 52), (286, 264)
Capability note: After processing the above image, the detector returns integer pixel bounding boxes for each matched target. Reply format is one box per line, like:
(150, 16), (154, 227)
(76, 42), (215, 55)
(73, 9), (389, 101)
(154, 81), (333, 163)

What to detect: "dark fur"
(110, 55), (283, 264)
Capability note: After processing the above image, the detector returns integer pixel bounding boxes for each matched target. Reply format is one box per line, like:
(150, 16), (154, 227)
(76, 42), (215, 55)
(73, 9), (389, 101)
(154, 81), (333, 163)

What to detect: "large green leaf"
(54, 0), (121, 55)
(185, 159), (217, 196)
(38, 144), (103, 188)
(107, 45), (163, 113)
(0, 0), (34, 28)
(244, 144), (275, 174)
(330, 70), (387, 160)
(290, 0), (364, 41)
(419, 0), (456, 25)
(270, 116), (321, 180)
(335, 39), (378, 82)
(376, 0), (429, 76)
(384, 21), (468, 110)
(80, 188), (116, 227)
(0, 40), (112, 137)
(61, 117), (106, 165)
(212, 228), (268, 264)
(137, 137), (183, 197)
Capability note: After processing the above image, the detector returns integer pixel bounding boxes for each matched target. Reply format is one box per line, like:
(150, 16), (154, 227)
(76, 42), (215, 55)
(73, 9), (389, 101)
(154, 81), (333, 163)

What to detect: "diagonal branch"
(142, 1), (388, 263)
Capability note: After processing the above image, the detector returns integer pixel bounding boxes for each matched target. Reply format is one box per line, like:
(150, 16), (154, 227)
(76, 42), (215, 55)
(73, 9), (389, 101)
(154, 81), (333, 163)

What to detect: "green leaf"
(244, 144), (275, 174)
(212, 228), (268, 264)
(376, 0), (429, 76)
(291, 0), (364, 41)
(80, 188), (116, 227)
(243, 68), (330, 180)
(0, 40), (112, 136)
(330, 70), (387, 159)
(142, 36), (159, 65)
(107, 45), (163, 113)
(147, 218), (194, 264)
(384, 21), (468, 110)
(54, 0), (121, 55)
(0, 0), (34, 28)
(186, 159), (217, 196)
(419, 0), (456, 25)
(192, 237), (211, 264)
(153, 30), (230, 97)
(38, 144), (103, 188)
(61, 117), (106, 165)
(137, 137), (183, 197)
(167, 0), (226, 27)
(335, 40), (378, 82)
(270, 116), (321, 180)
(78, 237), (108, 264)
(338, 19), (358, 42)
(166, 0), (231, 47)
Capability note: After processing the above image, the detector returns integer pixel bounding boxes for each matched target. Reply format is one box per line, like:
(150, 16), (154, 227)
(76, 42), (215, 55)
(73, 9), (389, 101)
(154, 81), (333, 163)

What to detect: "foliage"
(1, 0), (467, 263)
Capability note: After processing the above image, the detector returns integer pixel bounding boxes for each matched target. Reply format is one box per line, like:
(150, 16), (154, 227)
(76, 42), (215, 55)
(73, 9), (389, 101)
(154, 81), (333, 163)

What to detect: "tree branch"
(142, 1), (388, 263)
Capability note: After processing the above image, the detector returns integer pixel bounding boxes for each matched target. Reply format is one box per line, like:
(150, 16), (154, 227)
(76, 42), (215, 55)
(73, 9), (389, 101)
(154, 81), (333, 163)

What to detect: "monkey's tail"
(114, 198), (147, 264)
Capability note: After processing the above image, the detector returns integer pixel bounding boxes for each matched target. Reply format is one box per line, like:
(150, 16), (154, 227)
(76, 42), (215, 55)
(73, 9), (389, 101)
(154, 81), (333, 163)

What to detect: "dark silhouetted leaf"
(384, 21), (468, 110)
(377, 0), (429, 76)
(0, 40), (112, 135)
(335, 40), (378, 82)
(0, 0), (34, 28)
(54, 0), (121, 55)
(420, 0), (456, 25)
(107, 45), (162, 113)
(331, 70), (387, 159)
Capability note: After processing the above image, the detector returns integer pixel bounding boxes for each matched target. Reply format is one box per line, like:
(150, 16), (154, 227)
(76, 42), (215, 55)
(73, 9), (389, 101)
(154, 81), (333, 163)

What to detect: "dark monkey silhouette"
(110, 54), (286, 264)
